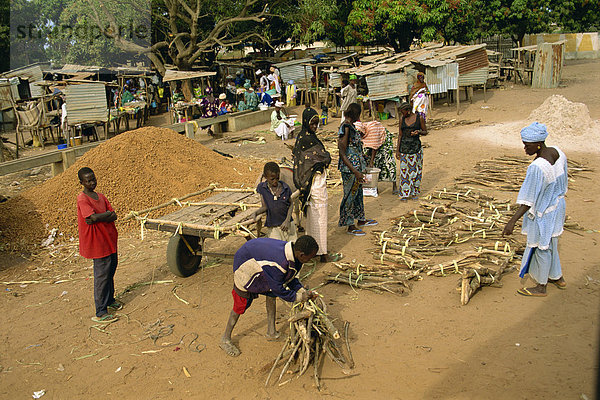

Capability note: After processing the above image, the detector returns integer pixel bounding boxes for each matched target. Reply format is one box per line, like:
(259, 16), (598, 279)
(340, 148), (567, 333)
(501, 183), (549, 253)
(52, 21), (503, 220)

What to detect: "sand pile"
(0, 127), (260, 249)
(527, 95), (598, 136)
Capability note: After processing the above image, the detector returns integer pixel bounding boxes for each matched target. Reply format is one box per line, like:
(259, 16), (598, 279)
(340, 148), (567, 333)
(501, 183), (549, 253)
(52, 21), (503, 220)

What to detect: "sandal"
(91, 314), (118, 323)
(108, 301), (123, 310)
(347, 229), (366, 236)
(517, 287), (547, 297)
(359, 219), (378, 227)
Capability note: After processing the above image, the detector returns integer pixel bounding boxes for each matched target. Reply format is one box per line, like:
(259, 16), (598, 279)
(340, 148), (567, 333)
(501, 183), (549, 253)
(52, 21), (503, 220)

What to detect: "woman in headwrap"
(396, 102), (427, 200)
(410, 72), (429, 117)
(355, 120), (398, 193)
(292, 108), (339, 262)
(503, 122), (568, 297)
(237, 81), (259, 111)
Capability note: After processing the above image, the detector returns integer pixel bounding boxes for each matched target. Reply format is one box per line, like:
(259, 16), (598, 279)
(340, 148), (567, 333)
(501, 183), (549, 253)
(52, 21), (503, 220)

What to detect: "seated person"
(238, 81), (259, 111)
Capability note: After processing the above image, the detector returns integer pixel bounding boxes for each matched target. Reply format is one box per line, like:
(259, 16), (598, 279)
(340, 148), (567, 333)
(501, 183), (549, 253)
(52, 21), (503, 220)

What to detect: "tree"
(346, 0), (425, 52)
(0, 0), (10, 72)
(551, 0), (600, 32)
(480, 0), (551, 46)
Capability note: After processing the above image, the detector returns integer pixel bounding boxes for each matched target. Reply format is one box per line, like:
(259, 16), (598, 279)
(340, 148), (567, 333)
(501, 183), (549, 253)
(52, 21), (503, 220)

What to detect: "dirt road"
(1, 59), (599, 399)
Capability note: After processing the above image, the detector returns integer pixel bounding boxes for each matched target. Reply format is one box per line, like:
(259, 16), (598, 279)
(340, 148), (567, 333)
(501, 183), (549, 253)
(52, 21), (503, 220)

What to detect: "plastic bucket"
(57, 144), (67, 150)
(69, 136), (82, 147)
(363, 167), (381, 188)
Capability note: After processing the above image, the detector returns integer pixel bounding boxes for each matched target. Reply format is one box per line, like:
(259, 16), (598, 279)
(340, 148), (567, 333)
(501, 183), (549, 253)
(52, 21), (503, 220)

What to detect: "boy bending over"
(77, 167), (121, 323)
(220, 235), (319, 357)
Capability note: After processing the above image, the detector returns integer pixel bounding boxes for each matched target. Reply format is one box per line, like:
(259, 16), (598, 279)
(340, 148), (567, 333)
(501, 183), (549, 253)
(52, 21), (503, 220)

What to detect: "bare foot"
(220, 339), (240, 357)
(265, 331), (281, 341)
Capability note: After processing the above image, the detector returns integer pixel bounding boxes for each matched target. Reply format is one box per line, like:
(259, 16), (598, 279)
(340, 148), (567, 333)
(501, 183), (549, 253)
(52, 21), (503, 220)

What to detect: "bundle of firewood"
(265, 297), (353, 389)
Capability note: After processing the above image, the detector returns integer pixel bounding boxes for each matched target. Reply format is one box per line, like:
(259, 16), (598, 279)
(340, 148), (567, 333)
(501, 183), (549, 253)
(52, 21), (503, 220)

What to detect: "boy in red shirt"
(77, 167), (120, 323)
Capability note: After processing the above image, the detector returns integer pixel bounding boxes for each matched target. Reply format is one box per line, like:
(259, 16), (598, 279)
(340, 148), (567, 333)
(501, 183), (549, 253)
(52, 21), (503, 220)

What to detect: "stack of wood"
(365, 186), (529, 304)
(323, 262), (422, 294)
(265, 297), (353, 389)
(455, 156), (592, 191)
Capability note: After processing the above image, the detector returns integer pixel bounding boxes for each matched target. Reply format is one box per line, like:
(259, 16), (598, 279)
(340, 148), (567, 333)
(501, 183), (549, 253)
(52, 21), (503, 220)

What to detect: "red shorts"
(232, 289), (254, 315)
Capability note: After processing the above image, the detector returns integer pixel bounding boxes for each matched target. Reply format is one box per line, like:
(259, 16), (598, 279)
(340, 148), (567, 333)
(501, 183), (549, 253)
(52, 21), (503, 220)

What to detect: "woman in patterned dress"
(337, 103), (378, 236)
(396, 102), (427, 200)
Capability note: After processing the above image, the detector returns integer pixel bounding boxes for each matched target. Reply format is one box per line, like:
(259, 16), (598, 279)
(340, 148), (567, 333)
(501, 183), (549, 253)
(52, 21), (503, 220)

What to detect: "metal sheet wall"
(64, 83), (108, 124)
(365, 72), (408, 100)
(457, 48), (489, 75)
(280, 64), (313, 89)
(328, 72), (342, 88)
(425, 63), (458, 94)
(458, 67), (489, 86)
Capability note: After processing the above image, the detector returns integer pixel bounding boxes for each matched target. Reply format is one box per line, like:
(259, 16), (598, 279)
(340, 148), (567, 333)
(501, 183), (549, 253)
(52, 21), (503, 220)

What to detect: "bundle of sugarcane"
(426, 249), (518, 277)
(322, 262), (422, 294)
(265, 298), (353, 389)
(459, 252), (515, 305)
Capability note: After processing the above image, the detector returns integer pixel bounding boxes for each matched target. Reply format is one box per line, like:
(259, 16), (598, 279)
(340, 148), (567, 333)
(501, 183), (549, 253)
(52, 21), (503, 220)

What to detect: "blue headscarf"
(520, 122), (548, 143)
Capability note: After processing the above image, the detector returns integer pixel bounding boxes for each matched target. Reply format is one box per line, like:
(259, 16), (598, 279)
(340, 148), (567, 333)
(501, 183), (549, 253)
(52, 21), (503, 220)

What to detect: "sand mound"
(526, 95), (598, 136)
(0, 127), (260, 249)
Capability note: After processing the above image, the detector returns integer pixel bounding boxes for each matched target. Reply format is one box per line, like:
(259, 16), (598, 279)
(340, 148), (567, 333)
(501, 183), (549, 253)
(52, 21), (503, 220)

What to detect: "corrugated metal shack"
(344, 44), (490, 116)
(274, 58), (315, 89)
(64, 82), (108, 126)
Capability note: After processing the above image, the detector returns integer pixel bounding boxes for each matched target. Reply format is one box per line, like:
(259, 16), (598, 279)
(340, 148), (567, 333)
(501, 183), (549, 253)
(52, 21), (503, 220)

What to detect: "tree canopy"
(1, 0), (598, 73)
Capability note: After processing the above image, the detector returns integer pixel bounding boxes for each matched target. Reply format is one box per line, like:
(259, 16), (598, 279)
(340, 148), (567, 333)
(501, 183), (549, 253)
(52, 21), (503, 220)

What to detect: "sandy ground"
(1, 59), (599, 399)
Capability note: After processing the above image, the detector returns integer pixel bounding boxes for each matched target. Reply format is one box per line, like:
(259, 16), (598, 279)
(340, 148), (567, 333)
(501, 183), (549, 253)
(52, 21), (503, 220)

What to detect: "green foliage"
(551, 0), (600, 32)
(0, 0), (10, 72)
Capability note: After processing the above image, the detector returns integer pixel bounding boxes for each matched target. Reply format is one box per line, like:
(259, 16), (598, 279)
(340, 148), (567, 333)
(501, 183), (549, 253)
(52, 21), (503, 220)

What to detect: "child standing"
(254, 162), (299, 242)
(337, 103), (377, 236)
(77, 167), (121, 323)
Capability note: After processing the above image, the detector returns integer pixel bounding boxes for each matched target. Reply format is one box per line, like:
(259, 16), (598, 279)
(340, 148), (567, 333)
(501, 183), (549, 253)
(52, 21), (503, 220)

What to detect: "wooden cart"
(140, 188), (261, 277)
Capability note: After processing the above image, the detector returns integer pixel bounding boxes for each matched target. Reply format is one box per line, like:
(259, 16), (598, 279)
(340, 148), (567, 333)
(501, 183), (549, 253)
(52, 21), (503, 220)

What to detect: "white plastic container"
(363, 167), (381, 188)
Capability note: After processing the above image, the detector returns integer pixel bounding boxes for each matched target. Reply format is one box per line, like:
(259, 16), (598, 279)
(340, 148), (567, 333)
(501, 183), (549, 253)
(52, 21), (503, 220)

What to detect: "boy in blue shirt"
(254, 162), (299, 241)
(220, 235), (318, 357)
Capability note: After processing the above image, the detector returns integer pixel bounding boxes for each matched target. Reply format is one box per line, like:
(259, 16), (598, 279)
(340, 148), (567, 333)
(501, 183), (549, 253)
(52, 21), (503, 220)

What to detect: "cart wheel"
(167, 234), (202, 277)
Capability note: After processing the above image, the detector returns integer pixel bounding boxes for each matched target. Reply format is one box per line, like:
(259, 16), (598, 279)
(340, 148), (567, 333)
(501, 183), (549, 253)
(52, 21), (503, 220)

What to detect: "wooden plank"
(186, 192), (254, 225)
(221, 193), (262, 227)
(154, 191), (235, 222)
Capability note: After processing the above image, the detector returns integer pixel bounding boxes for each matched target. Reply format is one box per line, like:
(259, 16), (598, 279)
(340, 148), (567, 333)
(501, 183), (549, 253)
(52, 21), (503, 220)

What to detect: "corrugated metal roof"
(64, 83), (108, 124)
(274, 58), (315, 68)
(365, 72), (408, 100)
(2, 65), (45, 97)
(163, 70), (216, 82)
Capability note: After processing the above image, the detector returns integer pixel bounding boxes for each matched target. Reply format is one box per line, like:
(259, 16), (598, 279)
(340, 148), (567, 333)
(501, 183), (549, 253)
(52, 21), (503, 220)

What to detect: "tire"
(166, 234), (202, 277)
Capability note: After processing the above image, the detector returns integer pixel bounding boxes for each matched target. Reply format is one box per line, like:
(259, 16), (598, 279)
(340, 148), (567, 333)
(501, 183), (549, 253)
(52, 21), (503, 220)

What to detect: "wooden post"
(468, 86), (473, 104)
(483, 83), (487, 103)
(185, 122), (195, 139)
(315, 65), (320, 106)
(303, 66), (309, 106)
(456, 88), (460, 115)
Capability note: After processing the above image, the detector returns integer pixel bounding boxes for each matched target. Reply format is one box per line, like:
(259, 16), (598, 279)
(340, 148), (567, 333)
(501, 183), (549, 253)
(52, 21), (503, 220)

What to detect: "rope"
(381, 240), (387, 255)
(473, 269), (481, 285)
